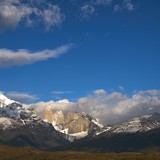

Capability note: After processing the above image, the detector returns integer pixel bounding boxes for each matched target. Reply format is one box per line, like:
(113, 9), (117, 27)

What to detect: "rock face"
(44, 109), (103, 140)
(65, 112), (89, 134)
(0, 93), (68, 150)
(52, 110), (65, 125)
(44, 107), (53, 123)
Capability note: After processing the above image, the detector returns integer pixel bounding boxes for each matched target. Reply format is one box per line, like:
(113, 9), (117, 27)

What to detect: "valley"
(0, 145), (160, 160)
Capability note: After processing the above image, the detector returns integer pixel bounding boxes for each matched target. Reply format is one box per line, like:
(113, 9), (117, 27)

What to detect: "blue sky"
(0, 0), (160, 105)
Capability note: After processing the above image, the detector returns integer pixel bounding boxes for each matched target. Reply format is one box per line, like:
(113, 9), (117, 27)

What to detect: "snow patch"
(0, 93), (15, 107)
(142, 115), (152, 118)
(96, 127), (111, 135)
(92, 119), (103, 128)
(70, 131), (88, 139)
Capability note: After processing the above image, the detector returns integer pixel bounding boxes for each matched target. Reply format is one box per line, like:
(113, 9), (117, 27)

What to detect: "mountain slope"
(57, 127), (160, 152)
(109, 113), (160, 134)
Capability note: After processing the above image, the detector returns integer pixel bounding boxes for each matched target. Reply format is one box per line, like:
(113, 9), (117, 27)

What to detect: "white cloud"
(76, 90), (160, 124)
(138, 90), (160, 96)
(27, 99), (75, 113)
(28, 89), (160, 125)
(0, 0), (64, 31)
(94, 89), (106, 95)
(0, 44), (73, 68)
(6, 92), (38, 103)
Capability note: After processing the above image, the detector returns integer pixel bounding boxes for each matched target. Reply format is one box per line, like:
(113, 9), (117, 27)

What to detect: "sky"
(0, 0), (160, 124)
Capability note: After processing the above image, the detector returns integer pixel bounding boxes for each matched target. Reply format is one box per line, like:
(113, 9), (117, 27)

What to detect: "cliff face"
(65, 112), (90, 134)
(52, 110), (65, 125)
(44, 109), (103, 138)
(44, 107), (53, 123)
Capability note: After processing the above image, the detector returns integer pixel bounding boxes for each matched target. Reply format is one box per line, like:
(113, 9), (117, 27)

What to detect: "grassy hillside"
(0, 145), (160, 160)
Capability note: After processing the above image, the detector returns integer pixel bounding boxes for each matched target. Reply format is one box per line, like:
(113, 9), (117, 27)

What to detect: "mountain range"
(0, 93), (160, 152)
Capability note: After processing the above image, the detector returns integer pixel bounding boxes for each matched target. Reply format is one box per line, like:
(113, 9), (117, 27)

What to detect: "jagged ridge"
(43, 107), (103, 141)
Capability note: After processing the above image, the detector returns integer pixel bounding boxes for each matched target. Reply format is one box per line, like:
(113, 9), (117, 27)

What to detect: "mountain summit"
(0, 92), (15, 107)
(44, 107), (103, 140)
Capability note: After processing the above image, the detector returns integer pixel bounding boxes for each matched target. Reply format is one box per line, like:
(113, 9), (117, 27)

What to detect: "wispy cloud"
(6, 91), (38, 103)
(114, 0), (135, 12)
(28, 89), (160, 124)
(51, 91), (73, 95)
(80, 3), (95, 18)
(119, 86), (124, 91)
(92, 0), (112, 6)
(0, 0), (64, 31)
(80, 0), (112, 18)
(0, 44), (73, 68)
(80, 0), (136, 18)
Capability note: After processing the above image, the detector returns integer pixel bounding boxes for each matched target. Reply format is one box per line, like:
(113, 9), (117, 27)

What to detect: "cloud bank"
(27, 89), (160, 125)
(0, 44), (73, 67)
(0, 0), (64, 31)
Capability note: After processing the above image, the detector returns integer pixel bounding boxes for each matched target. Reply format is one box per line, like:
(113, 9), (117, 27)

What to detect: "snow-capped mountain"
(44, 107), (103, 141)
(0, 93), (68, 149)
(0, 93), (41, 129)
(91, 113), (160, 137)
(108, 112), (160, 134)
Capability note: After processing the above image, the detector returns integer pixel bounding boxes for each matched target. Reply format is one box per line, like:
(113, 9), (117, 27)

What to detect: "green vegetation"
(0, 145), (160, 160)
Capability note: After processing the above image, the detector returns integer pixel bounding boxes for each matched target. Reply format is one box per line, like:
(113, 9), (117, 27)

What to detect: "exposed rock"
(44, 110), (103, 140)
(52, 110), (65, 125)
(44, 106), (53, 123)
(65, 112), (89, 134)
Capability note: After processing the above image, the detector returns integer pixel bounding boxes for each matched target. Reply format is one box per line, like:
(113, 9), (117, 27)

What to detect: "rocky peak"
(65, 112), (90, 134)
(43, 109), (103, 139)
(44, 106), (53, 123)
(52, 110), (65, 125)
(65, 112), (78, 123)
